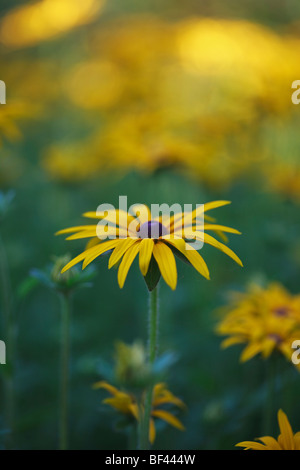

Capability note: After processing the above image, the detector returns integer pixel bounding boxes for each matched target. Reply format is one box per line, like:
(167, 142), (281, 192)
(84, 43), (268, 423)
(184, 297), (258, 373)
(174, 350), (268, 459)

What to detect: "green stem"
(0, 231), (14, 448)
(263, 357), (277, 436)
(59, 292), (71, 450)
(140, 286), (159, 450)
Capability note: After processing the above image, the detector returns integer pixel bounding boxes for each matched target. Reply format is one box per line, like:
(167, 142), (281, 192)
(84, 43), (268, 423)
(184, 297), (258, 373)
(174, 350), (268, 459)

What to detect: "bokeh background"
(1, 0), (300, 450)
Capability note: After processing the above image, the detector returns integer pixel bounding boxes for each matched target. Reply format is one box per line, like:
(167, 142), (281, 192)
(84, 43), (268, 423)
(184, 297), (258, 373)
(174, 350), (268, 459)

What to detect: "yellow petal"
(203, 200), (231, 213)
(152, 383), (167, 397)
(139, 238), (155, 276)
(129, 403), (139, 421)
(92, 381), (119, 395)
(60, 241), (115, 273)
(66, 229), (97, 240)
(213, 230), (229, 243)
(66, 226), (127, 240)
(85, 237), (100, 250)
(278, 410), (295, 450)
(240, 342), (262, 362)
(220, 336), (246, 348)
(55, 225), (98, 235)
(117, 242), (141, 288)
(235, 440), (268, 450)
(153, 242), (177, 290)
(257, 436), (281, 450)
(149, 418), (156, 444)
(166, 239), (210, 280)
(172, 200), (230, 228)
(82, 239), (120, 269)
(129, 204), (151, 225)
(151, 409), (185, 431)
(83, 209), (133, 229)
(203, 224), (241, 235)
(202, 232), (243, 267)
(108, 238), (137, 269)
(153, 392), (186, 410)
(294, 432), (300, 450)
(103, 395), (133, 414)
(171, 201), (230, 229)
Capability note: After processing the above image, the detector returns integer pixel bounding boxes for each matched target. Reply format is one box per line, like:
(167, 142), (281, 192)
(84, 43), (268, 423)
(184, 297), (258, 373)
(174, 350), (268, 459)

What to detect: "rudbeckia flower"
(56, 200), (242, 290)
(93, 381), (185, 444)
(216, 283), (300, 368)
(236, 409), (300, 450)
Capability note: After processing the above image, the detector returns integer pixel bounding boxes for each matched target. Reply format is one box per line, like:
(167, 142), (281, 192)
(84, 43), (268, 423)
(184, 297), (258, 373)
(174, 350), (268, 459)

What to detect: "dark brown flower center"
(268, 333), (282, 344)
(273, 306), (290, 317)
(138, 221), (167, 239)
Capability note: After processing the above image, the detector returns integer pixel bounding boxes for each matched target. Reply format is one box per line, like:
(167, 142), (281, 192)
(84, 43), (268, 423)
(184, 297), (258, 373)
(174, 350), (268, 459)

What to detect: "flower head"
(236, 409), (300, 450)
(114, 340), (150, 387)
(56, 200), (242, 290)
(93, 381), (185, 444)
(216, 283), (300, 367)
(30, 254), (96, 294)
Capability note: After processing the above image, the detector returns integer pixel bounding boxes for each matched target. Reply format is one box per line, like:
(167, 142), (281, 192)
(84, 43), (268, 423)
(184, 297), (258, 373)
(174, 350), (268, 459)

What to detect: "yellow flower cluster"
(2, 12), (300, 197)
(32, 15), (300, 192)
(216, 283), (300, 368)
(93, 381), (185, 444)
(0, 0), (106, 48)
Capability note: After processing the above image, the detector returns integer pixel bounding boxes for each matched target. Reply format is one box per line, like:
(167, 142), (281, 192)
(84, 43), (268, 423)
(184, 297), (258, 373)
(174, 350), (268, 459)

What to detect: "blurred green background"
(1, 0), (300, 450)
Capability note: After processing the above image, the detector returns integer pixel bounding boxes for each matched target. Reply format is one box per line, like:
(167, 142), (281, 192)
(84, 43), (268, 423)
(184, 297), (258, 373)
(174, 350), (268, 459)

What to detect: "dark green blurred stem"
(0, 231), (14, 447)
(140, 286), (159, 450)
(59, 291), (71, 450)
(128, 421), (138, 451)
(263, 357), (277, 436)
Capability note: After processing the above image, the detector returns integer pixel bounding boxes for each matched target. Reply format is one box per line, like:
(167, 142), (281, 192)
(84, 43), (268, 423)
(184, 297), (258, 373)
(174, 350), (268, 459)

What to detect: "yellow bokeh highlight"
(0, 0), (105, 48)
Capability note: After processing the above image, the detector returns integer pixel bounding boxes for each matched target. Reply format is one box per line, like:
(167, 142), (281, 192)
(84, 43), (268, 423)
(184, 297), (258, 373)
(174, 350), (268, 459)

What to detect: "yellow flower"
(0, 102), (37, 146)
(236, 409), (300, 450)
(93, 381), (185, 444)
(56, 200), (242, 290)
(114, 340), (149, 386)
(216, 283), (300, 367)
(262, 159), (300, 203)
(0, 0), (106, 49)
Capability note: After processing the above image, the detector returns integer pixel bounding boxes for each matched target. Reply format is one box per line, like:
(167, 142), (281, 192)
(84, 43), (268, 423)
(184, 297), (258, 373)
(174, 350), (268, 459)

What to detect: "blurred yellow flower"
(236, 409), (300, 450)
(216, 283), (300, 367)
(42, 142), (104, 182)
(0, 0), (105, 48)
(176, 18), (299, 116)
(0, 102), (37, 146)
(56, 201), (242, 290)
(262, 160), (300, 203)
(35, 15), (300, 190)
(114, 341), (149, 386)
(93, 381), (185, 444)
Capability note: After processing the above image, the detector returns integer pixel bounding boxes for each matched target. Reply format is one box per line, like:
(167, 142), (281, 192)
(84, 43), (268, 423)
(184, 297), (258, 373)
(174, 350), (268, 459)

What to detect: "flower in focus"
(216, 283), (300, 368)
(56, 200), (242, 290)
(93, 381), (185, 444)
(236, 409), (300, 450)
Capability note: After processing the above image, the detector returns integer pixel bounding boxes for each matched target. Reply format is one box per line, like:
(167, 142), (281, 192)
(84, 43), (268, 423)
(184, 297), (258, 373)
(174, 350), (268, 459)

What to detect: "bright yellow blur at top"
(2, 11), (300, 201)
(0, 0), (105, 48)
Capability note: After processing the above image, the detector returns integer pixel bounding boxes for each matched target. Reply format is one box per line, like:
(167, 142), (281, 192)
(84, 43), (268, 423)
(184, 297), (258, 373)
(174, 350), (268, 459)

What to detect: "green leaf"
(153, 351), (178, 376)
(29, 268), (55, 289)
(143, 256), (161, 291)
(17, 276), (40, 299)
(169, 243), (192, 266)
